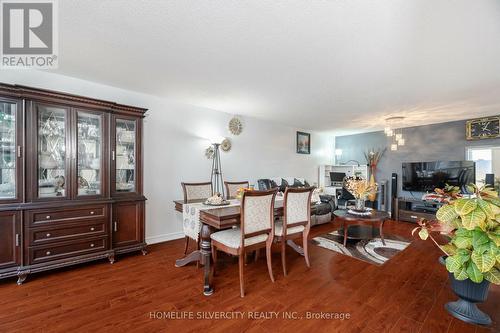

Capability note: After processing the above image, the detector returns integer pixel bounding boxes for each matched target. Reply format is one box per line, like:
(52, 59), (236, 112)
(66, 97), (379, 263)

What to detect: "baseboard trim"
(146, 232), (184, 245)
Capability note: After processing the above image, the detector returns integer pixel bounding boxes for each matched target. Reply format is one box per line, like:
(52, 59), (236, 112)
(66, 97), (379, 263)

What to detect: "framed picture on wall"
(296, 131), (311, 154)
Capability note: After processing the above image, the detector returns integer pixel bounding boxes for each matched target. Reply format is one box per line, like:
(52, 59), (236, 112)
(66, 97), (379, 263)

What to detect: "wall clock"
(466, 116), (500, 140)
(228, 117), (243, 135)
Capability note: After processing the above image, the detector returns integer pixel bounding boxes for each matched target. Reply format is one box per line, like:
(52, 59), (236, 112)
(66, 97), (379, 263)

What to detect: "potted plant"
(413, 184), (500, 326)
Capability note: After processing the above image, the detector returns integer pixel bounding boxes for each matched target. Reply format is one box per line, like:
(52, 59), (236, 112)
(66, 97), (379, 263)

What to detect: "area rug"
(311, 231), (412, 266)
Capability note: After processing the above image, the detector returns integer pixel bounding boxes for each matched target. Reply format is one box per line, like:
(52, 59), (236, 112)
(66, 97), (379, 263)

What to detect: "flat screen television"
(402, 160), (475, 192)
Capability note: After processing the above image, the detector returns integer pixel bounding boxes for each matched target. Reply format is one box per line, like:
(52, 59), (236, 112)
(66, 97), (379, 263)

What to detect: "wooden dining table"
(173, 198), (317, 296)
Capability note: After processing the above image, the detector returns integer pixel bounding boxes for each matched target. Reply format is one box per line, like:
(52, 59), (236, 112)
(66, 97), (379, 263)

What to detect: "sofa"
(256, 177), (335, 226)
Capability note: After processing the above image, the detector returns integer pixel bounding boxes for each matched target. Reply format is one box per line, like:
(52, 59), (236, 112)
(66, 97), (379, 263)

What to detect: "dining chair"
(181, 182), (213, 255)
(224, 181), (250, 199)
(210, 189), (277, 297)
(274, 187), (314, 276)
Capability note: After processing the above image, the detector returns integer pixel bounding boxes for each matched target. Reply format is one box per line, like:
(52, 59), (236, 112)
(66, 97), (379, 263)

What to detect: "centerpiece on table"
(412, 184), (500, 326)
(344, 175), (378, 212)
(235, 187), (253, 200)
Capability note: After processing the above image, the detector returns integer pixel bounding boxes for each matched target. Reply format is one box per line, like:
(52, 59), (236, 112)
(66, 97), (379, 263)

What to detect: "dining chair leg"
(238, 252), (245, 298)
(303, 231), (311, 268)
(281, 239), (287, 276)
(266, 240), (275, 283)
(254, 249), (259, 262)
(183, 236), (190, 255)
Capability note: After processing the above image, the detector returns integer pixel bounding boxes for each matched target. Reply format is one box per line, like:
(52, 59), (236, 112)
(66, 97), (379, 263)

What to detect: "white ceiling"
(56, 0), (500, 134)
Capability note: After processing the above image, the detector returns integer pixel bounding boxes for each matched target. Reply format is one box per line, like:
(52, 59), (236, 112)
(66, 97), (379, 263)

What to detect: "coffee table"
(333, 209), (389, 247)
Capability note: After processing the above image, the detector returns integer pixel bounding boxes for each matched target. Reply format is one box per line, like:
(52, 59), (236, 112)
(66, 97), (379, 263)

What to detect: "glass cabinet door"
(37, 105), (68, 198)
(115, 118), (136, 193)
(77, 111), (103, 197)
(0, 100), (18, 200)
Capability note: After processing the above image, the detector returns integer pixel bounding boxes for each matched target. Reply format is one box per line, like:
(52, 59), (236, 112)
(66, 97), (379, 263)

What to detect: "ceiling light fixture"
(385, 116), (406, 150)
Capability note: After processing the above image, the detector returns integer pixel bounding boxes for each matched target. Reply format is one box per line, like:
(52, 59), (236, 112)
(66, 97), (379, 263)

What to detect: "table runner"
(183, 200), (240, 241)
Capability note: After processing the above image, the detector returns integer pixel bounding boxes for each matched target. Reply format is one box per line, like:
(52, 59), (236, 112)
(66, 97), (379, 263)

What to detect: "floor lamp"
(210, 141), (225, 198)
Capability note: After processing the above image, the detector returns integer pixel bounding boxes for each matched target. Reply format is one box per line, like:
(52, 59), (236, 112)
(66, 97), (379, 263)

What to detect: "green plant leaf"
(454, 235), (472, 249)
(461, 208), (486, 230)
(484, 267), (500, 285)
(472, 229), (490, 247)
(436, 204), (458, 223)
(477, 199), (495, 219)
(490, 203), (500, 216)
(440, 243), (458, 256)
(484, 196), (500, 207)
(455, 228), (473, 237)
(418, 228), (429, 240)
(466, 262), (484, 283)
(471, 251), (496, 273)
(488, 232), (500, 247)
(445, 255), (463, 273)
(455, 198), (477, 216)
(453, 267), (469, 281)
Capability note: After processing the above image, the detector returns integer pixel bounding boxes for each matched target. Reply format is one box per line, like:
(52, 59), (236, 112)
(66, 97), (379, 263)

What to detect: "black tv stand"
(395, 197), (444, 223)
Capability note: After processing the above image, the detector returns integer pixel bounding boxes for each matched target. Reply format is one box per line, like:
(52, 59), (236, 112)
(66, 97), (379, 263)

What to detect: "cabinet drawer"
(27, 205), (108, 227)
(28, 220), (108, 245)
(29, 237), (108, 265)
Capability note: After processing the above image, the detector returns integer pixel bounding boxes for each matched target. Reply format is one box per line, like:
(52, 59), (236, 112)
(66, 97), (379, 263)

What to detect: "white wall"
(0, 70), (333, 243)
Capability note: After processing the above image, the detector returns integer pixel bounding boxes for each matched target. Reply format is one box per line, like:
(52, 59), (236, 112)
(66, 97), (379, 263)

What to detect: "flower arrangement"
(235, 187), (253, 200)
(344, 176), (378, 200)
(363, 148), (386, 174)
(413, 184), (500, 285)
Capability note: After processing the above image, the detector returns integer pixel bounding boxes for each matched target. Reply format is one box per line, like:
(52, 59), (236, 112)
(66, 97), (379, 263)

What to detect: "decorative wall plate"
(221, 138), (231, 152)
(205, 146), (215, 159)
(228, 117), (243, 135)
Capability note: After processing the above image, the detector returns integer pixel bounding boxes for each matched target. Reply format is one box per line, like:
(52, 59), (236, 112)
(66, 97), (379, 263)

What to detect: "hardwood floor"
(0, 220), (498, 333)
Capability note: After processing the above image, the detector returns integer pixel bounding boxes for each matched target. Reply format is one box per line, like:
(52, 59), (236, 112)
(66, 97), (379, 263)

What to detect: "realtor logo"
(1, 0), (58, 68)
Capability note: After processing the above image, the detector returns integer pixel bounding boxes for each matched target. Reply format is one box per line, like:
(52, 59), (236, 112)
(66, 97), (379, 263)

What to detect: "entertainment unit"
(396, 197), (445, 223)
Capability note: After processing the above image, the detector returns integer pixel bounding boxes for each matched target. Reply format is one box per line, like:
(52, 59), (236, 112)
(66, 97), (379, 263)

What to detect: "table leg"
(380, 219), (386, 246)
(200, 223), (214, 296)
(286, 239), (304, 256)
(175, 250), (201, 267)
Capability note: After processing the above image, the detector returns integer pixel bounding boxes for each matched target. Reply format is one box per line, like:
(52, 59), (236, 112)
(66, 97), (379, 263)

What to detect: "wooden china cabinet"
(0, 83), (147, 284)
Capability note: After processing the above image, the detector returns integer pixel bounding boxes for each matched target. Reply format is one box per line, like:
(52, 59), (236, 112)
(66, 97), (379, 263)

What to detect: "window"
(466, 146), (500, 187)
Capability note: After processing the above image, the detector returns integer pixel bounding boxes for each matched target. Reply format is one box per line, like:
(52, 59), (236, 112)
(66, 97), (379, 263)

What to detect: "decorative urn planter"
(440, 257), (492, 326)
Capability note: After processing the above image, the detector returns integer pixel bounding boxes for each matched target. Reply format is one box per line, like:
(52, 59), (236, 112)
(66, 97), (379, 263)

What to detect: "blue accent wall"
(335, 119), (500, 208)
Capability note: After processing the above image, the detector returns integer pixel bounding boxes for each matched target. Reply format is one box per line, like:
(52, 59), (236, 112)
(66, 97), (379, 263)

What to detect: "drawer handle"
(46, 215), (51, 220)
(46, 251), (51, 256)
(46, 233), (51, 238)
(90, 243), (95, 248)
(90, 227), (95, 231)
(411, 215), (418, 219)
(90, 211), (95, 215)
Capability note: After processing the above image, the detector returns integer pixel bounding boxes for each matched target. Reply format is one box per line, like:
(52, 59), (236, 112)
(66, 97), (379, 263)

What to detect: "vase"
(439, 257), (492, 326)
(368, 173), (377, 202)
(354, 198), (365, 211)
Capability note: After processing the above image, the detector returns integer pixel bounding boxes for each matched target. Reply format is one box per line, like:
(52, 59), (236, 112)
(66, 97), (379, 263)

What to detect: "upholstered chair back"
(181, 182), (213, 202)
(284, 188), (313, 225)
(241, 190), (277, 236)
(225, 181), (249, 199)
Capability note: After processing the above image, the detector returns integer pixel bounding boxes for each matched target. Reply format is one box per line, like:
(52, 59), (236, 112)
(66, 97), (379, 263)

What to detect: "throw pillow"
(270, 179), (279, 189)
(280, 178), (289, 192)
(293, 178), (305, 187)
